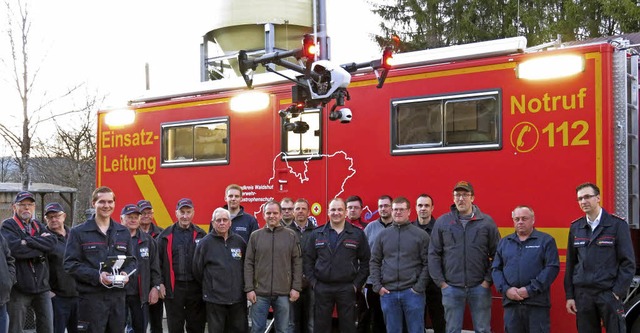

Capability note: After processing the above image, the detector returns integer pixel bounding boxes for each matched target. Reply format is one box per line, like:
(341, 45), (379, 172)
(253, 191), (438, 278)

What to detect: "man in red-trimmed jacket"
(157, 198), (207, 333)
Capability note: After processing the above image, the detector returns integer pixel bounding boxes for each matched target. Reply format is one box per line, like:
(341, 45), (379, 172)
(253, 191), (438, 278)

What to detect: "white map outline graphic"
(252, 151), (358, 218)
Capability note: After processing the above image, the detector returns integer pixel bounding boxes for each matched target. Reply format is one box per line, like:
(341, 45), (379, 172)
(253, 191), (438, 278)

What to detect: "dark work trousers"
(364, 284), (386, 333)
(357, 288), (370, 333)
(314, 282), (357, 333)
(503, 303), (550, 333)
(77, 291), (126, 333)
(125, 295), (148, 333)
(148, 299), (164, 333)
(51, 295), (78, 333)
(290, 286), (314, 333)
(205, 302), (248, 333)
(164, 281), (205, 333)
(424, 282), (446, 333)
(575, 287), (626, 333)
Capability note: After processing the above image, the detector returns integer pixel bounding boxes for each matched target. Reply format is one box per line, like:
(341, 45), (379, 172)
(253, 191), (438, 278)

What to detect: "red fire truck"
(97, 36), (640, 332)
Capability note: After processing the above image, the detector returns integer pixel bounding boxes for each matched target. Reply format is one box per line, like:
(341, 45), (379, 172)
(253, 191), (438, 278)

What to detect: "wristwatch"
(155, 285), (161, 291)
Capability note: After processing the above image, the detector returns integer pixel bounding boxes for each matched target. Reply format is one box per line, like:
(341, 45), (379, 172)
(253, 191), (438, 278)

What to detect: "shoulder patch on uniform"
(611, 213), (626, 221)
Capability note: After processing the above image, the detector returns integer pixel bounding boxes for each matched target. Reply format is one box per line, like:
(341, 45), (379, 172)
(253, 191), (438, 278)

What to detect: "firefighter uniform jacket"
(1, 216), (55, 294)
(304, 222), (370, 290)
(157, 223), (206, 298)
(564, 209), (636, 299)
(46, 225), (78, 297)
(126, 229), (162, 304)
(63, 218), (137, 294)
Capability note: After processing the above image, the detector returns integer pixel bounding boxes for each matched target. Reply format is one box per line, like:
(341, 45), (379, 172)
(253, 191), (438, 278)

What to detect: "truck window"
(161, 118), (229, 166)
(391, 90), (501, 154)
(281, 109), (321, 159)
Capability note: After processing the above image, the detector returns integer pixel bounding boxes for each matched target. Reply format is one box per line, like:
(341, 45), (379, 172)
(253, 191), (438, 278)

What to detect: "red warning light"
(302, 34), (317, 59)
(382, 46), (394, 69)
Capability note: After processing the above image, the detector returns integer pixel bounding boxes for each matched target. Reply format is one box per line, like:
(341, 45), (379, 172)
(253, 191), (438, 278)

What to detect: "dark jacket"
(492, 229), (559, 307)
(46, 226), (78, 297)
(1, 215), (56, 294)
(193, 230), (246, 304)
(412, 218), (435, 235)
(564, 209), (636, 299)
(157, 223), (206, 299)
(288, 219), (316, 289)
(244, 224), (302, 296)
(429, 204), (500, 288)
(223, 205), (259, 244)
(145, 224), (164, 239)
(64, 218), (137, 294)
(0, 233), (16, 305)
(127, 230), (162, 304)
(370, 222), (430, 293)
(304, 222), (370, 290)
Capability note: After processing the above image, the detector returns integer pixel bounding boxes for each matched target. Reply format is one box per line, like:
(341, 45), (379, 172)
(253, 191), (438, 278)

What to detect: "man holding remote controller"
(64, 186), (137, 333)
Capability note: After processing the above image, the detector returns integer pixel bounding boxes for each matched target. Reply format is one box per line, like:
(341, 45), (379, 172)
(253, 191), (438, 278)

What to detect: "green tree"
(372, 0), (640, 51)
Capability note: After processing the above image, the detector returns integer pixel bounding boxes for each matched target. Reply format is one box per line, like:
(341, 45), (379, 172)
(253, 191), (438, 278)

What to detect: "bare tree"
(32, 95), (100, 223)
(0, 0), (84, 190)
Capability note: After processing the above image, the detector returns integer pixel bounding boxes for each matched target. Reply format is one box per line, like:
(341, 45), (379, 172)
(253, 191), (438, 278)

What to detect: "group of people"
(0, 180), (634, 333)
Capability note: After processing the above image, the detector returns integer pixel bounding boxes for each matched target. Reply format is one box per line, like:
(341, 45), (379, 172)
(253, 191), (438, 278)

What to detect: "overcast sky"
(0, 0), (381, 122)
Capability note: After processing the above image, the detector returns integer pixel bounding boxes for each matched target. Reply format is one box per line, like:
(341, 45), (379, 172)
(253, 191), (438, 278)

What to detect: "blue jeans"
(380, 288), (425, 333)
(441, 284), (491, 333)
(8, 289), (53, 333)
(0, 303), (8, 333)
(250, 295), (289, 333)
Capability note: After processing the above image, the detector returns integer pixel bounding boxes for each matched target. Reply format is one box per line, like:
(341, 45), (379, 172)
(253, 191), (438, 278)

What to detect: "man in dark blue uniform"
(304, 198), (370, 333)
(64, 186), (137, 333)
(492, 205), (559, 333)
(565, 182), (635, 333)
(2, 191), (56, 333)
(121, 204), (162, 333)
(220, 184), (259, 243)
(137, 200), (165, 333)
(44, 202), (79, 333)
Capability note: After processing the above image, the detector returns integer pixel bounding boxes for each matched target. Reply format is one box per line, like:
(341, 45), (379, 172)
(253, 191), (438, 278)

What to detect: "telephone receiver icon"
(517, 125), (531, 148)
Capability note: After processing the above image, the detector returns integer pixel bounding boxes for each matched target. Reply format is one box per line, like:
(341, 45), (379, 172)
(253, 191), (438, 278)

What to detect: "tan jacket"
(244, 224), (302, 296)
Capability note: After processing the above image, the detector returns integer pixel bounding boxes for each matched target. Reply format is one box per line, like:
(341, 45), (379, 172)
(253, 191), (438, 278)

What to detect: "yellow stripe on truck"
(134, 174), (173, 228)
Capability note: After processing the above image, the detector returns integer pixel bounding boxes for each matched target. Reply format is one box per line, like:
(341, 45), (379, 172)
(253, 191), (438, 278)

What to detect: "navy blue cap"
(176, 198), (194, 210)
(14, 191), (35, 203)
(137, 200), (152, 211)
(44, 202), (64, 214)
(121, 204), (140, 216)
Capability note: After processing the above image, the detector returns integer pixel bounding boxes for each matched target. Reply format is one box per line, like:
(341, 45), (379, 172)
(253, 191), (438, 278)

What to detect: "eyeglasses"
(577, 194), (597, 201)
(512, 216), (532, 222)
(453, 193), (472, 199)
(392, 208), (408, 212)
(46, 213), (65, 219)
(281, 208), (293, 211)
(16, 203), (35, 208)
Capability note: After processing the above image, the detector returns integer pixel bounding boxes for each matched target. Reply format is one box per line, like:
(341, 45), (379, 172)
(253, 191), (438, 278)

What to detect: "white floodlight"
(104, 109), (136, 126)
(229, 91), (270, 112)
(517, 54), (585, 80)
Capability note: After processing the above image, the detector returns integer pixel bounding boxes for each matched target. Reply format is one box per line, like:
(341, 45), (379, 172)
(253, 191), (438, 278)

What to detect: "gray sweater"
(369, 222), (430, 293)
